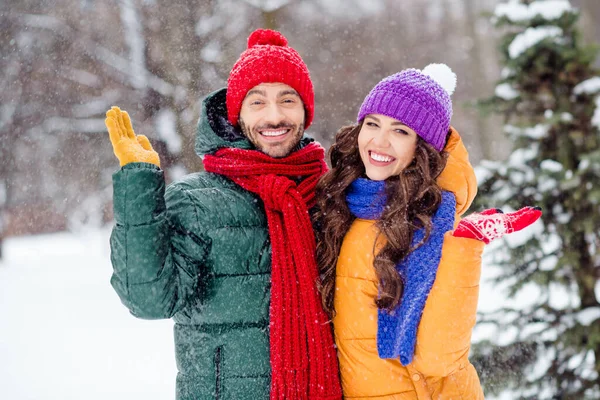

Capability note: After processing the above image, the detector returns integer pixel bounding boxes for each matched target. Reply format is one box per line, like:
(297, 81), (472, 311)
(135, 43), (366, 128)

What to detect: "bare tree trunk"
(262, 8), (280, 30)
(175, 0), (213, 173)
(578, 0), (600, 67)
(463, 0), (493, 162)
(0, 7), (22, 255)
(119, 0), (147, 89)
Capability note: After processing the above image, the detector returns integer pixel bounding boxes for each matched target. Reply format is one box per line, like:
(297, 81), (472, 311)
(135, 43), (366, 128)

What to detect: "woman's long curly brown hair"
(313, 122), (449, 316)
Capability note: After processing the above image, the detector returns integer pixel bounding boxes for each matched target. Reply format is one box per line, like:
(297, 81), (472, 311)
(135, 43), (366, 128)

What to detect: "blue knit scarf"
(346, 177), (456, 365)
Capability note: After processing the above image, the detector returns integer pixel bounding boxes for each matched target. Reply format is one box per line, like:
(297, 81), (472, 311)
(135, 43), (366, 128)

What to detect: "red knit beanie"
(226, 29), (314, 129)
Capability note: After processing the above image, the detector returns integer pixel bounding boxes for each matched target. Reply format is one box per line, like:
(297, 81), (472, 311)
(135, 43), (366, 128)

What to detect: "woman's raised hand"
(453, 207), (542, 244)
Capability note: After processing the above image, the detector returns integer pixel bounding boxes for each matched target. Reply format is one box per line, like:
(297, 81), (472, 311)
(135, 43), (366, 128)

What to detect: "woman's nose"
(372, 130), (390, 147)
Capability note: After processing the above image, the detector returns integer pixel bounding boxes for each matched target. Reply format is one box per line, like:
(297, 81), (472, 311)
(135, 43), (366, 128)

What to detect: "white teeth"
(260, 129), (288, 137)
(370, 152), (394, 162)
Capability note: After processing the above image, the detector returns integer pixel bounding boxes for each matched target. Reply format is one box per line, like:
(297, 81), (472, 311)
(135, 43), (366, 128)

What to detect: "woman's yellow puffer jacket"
(333, 128), (486, 399)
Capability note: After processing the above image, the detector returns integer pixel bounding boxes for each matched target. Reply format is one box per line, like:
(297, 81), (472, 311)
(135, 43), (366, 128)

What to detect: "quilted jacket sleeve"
(109, 162), (210, 319)
(406, 127), (485, 398)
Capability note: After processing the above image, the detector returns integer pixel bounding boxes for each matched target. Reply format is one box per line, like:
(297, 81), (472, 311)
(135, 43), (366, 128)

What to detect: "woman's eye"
(366, 122), (379, 128)
(396, 129), (409, 135)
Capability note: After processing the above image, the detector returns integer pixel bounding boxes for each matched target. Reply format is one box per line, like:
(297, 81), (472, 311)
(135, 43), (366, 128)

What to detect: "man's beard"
(239, 118), (304, 158)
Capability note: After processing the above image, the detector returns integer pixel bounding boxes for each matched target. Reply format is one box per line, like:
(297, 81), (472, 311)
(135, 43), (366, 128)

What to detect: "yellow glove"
(105, 106), (161, 167)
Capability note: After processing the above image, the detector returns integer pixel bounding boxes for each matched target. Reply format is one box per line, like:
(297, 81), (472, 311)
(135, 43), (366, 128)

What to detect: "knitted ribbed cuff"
(357, 90), (446, 152)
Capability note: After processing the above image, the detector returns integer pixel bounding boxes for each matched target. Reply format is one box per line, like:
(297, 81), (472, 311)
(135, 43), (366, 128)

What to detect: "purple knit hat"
(357, 64), (457, 152)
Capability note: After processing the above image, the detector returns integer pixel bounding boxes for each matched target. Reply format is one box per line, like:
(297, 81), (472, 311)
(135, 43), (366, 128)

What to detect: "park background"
(1, 0), (600, 399)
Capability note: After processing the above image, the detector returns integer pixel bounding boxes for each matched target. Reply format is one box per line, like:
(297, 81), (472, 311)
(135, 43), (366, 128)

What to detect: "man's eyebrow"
(246, 89), (267, 97)
(278, 89), (300, 98)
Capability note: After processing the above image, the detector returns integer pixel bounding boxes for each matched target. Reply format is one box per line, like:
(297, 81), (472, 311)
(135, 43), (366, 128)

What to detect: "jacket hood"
(195, 88), (253, 157)
(195, 87), (313, 157)
(436, 127), (477, 218)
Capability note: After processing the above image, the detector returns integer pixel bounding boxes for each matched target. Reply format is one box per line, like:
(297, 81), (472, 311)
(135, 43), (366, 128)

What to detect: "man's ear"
(237, 117), (247, 136)
(302, 106), (308, 129)
(218, 115), (245, 142)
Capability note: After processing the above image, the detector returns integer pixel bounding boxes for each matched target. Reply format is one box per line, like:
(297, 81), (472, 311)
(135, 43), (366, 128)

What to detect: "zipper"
(214, 346), (223, 399)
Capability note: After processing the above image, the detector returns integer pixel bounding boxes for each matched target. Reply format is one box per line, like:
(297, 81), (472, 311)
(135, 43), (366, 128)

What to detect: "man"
(105, 29), (342, 400)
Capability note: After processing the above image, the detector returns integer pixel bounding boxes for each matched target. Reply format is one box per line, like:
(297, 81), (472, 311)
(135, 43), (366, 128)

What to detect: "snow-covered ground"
(0, 224), (544, 400)
(0, 228), (176, 400)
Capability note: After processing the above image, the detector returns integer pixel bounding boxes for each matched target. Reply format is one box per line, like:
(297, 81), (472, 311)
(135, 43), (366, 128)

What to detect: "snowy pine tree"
(471, 0), (600, 399)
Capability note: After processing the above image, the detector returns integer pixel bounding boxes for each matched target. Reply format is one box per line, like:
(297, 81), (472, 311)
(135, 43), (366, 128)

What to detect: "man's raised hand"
(105, 106), (161, 167)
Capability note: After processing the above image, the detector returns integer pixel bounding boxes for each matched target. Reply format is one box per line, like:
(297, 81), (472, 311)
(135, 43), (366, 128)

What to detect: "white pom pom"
(422, 63), (457, 95)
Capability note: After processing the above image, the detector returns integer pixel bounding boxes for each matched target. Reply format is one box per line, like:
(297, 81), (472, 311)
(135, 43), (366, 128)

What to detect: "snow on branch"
(18, 11), (174, 97)
(38, 117), (107, 134)
(71, 91), (122, 118)
(508, 26), (563, 59)
(59, 68), (102, 89)
(494, 0), (574, 23)
(20, 13), (70, 32)
(241, 0), (292, 12)
(592, 97), (600, 131)
(504, 123), (549, 140)
(495, 83), (520, 100)
(573, 78), (600, 131)
(155, 108), (182, 154)
(573, 77), (600, 96)
(89, 43), (174, 96)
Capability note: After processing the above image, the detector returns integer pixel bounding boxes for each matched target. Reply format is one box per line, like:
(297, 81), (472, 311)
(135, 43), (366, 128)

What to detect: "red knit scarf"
(203, 142), (341, 400)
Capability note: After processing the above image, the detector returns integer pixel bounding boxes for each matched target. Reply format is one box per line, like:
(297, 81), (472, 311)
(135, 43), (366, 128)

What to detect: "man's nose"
(264, 104), (285, 124)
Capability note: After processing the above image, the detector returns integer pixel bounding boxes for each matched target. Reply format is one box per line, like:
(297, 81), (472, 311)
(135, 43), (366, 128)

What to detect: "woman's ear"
(437, 126), (477, 219)
(444, 128), (452, 149)
(444, 127), (460, 153)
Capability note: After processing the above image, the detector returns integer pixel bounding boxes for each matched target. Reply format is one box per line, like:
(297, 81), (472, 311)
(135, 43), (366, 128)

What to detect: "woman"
(314, 64), (541, 399)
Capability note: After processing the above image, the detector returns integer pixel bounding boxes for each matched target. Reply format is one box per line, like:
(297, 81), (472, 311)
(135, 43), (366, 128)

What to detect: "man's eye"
(251, 100), (263, 105)
(282, 98), (295, 103)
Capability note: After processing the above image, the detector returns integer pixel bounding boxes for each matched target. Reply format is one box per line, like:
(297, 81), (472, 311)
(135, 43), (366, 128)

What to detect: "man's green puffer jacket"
(110, 88), (313, 399)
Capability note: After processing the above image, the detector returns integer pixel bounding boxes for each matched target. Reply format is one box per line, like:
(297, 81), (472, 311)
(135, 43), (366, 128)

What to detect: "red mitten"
(453, 207), (542, 244)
